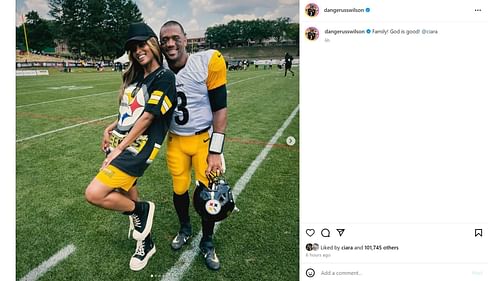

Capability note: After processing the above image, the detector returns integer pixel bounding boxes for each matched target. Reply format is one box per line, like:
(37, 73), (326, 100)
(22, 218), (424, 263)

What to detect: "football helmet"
(193, 176), (235, 222)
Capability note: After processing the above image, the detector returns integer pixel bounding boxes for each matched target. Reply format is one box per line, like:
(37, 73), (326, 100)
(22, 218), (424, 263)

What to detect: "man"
(159, 20), (228, 271)
(284, 52), (295, 77)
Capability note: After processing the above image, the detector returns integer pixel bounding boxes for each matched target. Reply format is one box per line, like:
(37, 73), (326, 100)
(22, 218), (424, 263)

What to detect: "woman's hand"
(101, 147), (123, 170)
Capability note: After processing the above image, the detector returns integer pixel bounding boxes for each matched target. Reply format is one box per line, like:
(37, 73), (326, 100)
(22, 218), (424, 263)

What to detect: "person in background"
(284, 52), (295, 77)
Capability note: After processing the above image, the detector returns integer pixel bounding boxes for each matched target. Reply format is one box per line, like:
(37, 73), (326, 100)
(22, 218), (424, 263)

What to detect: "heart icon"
(306, 229), (315, 237)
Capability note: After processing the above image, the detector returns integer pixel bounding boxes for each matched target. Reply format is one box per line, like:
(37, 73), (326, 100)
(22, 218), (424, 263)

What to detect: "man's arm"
(205, 51), (228, 178)
(206, 107), (227, 177)
(212, 108), (227, 134)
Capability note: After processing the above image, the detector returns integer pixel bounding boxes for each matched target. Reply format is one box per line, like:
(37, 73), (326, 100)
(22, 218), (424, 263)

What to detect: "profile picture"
(305, 27), (319, 41)
(305, 3), (319, 17)
(312, 243), (319, 251)
(306, 243), (313, 251)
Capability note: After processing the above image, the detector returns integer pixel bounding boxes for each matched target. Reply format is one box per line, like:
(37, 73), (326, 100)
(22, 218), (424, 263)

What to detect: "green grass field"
(16, 66), (299, 280)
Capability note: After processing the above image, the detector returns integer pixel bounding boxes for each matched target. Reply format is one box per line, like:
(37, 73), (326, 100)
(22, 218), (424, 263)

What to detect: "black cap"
(125, 22), (157, 51)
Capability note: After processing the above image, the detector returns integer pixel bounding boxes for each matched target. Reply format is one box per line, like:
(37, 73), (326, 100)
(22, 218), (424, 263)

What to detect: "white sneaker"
(129, 234), (156, 271)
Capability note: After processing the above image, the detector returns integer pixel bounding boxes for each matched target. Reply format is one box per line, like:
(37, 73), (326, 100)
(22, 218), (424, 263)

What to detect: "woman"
(84, 22), (177, 271)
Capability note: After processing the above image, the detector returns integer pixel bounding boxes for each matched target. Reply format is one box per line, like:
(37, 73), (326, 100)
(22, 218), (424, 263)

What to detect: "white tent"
(114, 52), (129, 64)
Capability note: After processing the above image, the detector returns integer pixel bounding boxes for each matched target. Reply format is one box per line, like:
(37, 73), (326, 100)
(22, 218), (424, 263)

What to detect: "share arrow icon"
(337, 229), (345, 237)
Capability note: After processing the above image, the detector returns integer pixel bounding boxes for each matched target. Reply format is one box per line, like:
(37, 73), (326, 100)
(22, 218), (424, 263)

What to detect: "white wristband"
(209, 132), (225, 154)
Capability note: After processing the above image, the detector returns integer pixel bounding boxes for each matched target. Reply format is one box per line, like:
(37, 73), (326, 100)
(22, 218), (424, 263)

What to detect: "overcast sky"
(16, 0), (299, 38)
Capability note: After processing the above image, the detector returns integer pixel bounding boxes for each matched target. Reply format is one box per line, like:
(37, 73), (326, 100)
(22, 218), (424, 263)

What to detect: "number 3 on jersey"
(175, 91), (189, 125)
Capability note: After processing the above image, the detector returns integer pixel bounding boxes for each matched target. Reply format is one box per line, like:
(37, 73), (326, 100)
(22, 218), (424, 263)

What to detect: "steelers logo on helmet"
(205, 199), (221, 215)
(193, 178), (235, 222)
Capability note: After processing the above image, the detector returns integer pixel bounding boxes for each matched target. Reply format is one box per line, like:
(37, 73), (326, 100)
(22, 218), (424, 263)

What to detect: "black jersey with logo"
(110, 67), (177, 177)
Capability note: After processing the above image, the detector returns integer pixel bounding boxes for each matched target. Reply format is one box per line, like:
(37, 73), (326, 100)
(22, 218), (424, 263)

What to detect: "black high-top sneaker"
(130, 201), (155, 241)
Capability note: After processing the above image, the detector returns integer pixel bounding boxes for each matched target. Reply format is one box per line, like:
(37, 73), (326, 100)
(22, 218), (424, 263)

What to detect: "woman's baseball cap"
(125, 22), (157, 51)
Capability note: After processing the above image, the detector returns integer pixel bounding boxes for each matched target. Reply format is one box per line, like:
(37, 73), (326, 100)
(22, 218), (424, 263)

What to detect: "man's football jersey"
(165, 49), (227, 136)
(109, 67), (177, 177)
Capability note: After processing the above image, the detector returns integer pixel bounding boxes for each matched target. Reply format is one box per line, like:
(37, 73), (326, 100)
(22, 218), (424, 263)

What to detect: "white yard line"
(17, 91), (116, 108)
(160, 104), (299, 281)
(16, 73), (118, 89)
(19, 244), (76, 281)
(16, 114), (116, 143)
(17, 75), (268, 108)
(227, 74), (268, 86)
(16, 82), (119, 96)
(16, 74), (270, 143)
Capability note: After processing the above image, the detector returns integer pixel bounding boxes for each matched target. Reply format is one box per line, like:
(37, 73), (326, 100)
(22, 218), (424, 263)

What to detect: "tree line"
(205, 18), (299, 48)
(17, 0), (142, 59)
(16, 1), (298, 59)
